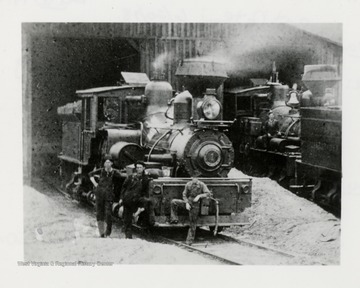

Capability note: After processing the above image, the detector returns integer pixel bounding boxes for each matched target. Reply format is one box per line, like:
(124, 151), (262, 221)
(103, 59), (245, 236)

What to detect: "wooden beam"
(126, 39), (140, 52)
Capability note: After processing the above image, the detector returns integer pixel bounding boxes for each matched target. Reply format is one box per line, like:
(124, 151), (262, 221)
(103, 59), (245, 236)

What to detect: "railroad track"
(155, 234), (241, 265)
(144, 228), (305, 265)
(137, 227), (326, 265)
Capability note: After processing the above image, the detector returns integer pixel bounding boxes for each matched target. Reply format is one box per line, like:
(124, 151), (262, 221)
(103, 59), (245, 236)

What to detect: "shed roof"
(289, 23), (342, 46)
(76, 86), (133, 94)
(76, 85), (145, 97)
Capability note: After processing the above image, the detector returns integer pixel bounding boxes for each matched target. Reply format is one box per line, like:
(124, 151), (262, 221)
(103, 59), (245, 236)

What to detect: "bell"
(287, 92), (300, 108)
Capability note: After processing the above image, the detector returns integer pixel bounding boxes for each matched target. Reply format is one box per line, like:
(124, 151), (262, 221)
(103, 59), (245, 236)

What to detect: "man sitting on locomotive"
(89, 155), (122, 238)
(118, 161), (156, 239)
(265, 111), (280, 137)
(170, 178), (212, 245)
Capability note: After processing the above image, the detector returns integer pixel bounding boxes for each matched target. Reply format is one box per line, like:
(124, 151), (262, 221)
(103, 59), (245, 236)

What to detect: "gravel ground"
(226, 169), (340, 265)
(24, 184), (220, 265)
(24, 169), (340, 265)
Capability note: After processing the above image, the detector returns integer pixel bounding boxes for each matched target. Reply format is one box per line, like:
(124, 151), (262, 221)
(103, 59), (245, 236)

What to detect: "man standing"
(170, 178), (211, 245)
(119, 161), (154, 239)
(89, 155), (122, 238)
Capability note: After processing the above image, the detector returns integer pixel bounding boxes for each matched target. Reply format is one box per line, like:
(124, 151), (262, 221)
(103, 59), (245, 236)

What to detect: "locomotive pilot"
(89, 155), (122, 238)
(170, 178), (211, 245)
(118, 161), (155, 239)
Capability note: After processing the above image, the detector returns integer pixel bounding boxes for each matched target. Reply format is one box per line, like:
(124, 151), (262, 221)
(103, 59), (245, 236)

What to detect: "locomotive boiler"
(57, 70), (252, 230)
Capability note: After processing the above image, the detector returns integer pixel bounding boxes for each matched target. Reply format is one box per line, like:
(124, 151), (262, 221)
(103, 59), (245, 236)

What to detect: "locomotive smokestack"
(175, 58), (228, 98)
(301, 65), (341, 106)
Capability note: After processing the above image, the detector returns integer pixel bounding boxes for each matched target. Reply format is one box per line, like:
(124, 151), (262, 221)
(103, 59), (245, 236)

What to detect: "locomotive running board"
(154, 214), (250, 227)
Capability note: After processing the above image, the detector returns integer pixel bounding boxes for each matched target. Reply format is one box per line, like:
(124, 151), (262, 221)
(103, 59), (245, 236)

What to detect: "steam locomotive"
(224, 64), (341, 212)
(57, 65), (252, 231)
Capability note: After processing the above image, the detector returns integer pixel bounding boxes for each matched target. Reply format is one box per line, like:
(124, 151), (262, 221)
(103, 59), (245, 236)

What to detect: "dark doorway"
(23, 34), (140, 183)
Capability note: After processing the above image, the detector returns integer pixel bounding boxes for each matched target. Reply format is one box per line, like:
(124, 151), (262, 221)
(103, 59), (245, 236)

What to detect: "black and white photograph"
(22, 21), (343, 265)
(1, 1), (360, 288)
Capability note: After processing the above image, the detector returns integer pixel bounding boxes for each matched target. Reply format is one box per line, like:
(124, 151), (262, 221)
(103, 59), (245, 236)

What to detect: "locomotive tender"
(58, 69), (252, 230)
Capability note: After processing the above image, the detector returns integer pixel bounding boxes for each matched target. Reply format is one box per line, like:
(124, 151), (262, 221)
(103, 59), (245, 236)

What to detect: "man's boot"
(170, 200), (179, 224)
(97, 221), (105, 237)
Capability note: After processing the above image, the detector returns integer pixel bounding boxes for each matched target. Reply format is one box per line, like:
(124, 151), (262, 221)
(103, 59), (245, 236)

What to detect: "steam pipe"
(286, 136), (300, 142)
(210, 197), (219, 235)
(107, 129), (142, 144)
(90, 96), (98, 132)
(125, 95), (146, 103)
(138, 122), (144, 146)
(145, 153), (174, 163)
(284, 118), (300, 138)
(147, 130), (172, 162)
(165, 98), (174, 120)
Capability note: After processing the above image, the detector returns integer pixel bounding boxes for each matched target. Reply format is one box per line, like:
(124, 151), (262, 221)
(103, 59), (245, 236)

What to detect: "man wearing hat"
(118, 161), (154, 239)
(89, 155), (122, 238)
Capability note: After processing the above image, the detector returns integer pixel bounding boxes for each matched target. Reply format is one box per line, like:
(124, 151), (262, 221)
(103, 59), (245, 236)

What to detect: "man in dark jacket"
(170, 178), (211, 245)
(118, 161), (155, 239)
(89, 155), (122, 238)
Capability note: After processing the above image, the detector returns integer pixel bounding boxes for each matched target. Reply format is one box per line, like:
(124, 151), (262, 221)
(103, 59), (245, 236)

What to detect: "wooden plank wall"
(24, 23), (343, 94)
(123, 23), (228, 90)
(115, 23), (343, 91)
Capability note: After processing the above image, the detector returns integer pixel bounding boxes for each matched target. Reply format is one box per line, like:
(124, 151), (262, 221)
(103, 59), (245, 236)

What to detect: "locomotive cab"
(58, 85), (147, 167)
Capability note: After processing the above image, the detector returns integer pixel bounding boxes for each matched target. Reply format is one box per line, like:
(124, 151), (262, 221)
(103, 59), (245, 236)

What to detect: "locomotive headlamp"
(203, 99), (221, 119)
(198, 98), (221, 120)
